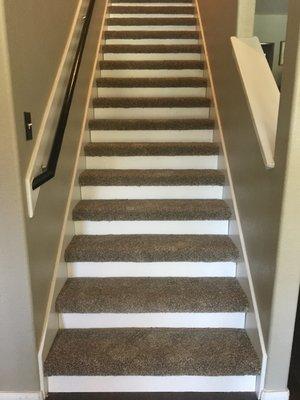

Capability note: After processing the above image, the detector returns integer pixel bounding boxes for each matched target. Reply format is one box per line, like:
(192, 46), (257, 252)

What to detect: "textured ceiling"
(256, 0), (288, 14)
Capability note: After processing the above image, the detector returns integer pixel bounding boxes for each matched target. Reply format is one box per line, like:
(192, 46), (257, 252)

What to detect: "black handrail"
(32, 0), (96, 190)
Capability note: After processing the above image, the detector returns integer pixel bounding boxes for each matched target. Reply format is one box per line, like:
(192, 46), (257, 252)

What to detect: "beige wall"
(237, 0), (255, 37)
(0, 0), (106, 391)
(197, 0), (288, 343)
(264, 0), (300, 390)
(256, 0), (288, 15)
(197, 0), (300, 392)
(3, 0), (82, 341)
(0, 1), (39, 391)
(254, 14), (288, 85)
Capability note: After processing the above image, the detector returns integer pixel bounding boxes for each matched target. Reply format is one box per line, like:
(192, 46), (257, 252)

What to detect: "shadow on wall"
(254, 0), (288, 88)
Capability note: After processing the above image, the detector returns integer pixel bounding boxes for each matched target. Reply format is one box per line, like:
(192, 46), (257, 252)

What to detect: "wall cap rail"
(25, 0), (95, 218)
(231, 36), (280, 169)
(32, 0), (95, 190)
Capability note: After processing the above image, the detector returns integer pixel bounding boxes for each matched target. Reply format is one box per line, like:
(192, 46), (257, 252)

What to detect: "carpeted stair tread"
(106, 17), (197, 26)
(108, 6), (195, 14)
(84, 142), (218, 156)
(97, 77), (207, 87)
(104, 30), (199, 39)
(64, 234), (238, 262)
(99, 60), (205, 70)
(89, 118), (214, 130)
(72, 199), (231, 221)
(44, 328), (260, 376)
(56, 277), (248, 313)
(102, 44), (201, 53)
(93, 97), (210, 108)
(79, 169), (225, 186)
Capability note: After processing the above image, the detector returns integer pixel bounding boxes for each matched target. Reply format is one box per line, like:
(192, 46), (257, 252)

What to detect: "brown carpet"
(56, 277), (248, 313)
(84, 142), (218, 156)
(72, 199), (231, 221)
(64, 234), (239, 262)
(79, 169), (225, 186)
(44, 328), (260, 376)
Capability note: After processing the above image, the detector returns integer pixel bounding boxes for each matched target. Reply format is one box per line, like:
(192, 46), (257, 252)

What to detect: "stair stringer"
(194, 0), (267, 397)
(37, 0), (109, 396)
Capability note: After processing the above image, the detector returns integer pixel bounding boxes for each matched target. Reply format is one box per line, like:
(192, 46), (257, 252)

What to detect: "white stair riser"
(97, 87), (207, 97)
(85, 156), (218, 170)
(109, 13), (195, 18)
(100, 69), (204, 78)
(93, 107), (209, 119)
(67, 261), (237, 278)
(74, 220), (228, 235)
(106, 39), (199, 44)
(47, 375), (257, 393)
(81, 185), (223, 200)
(110, 3), (195, 6)
(106, 26), (197, 31)
(103, 53), (202, 60)
(91, 129), (213, 142)
(59, 312), (245, 329)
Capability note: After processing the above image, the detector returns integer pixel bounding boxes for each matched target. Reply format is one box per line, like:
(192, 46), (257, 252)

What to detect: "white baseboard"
(261, 390), (290, 400)
(0, 393), (43, 400)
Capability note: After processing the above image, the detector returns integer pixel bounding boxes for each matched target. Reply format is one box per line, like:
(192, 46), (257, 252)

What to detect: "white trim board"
(59, 312), (245, 329)
(231, 36), (279, 169)
(93, 106), (209, 119)
(47, 375), (257, 392)
(103, 53), (201, 60)
(100, 69), (204, 77)
(105, 39), (199, 44)
(85, 155), (218, 170)
(81, 186), (223, 200)
(97, 87), (207, 97)
(106, 26), (198, 31)
(91, 129), (213, 142)
(74, 220), (229, 235)
(0, 393), (43, 400)
(109, 13), (194, 18)
(67, 261), (237, 278)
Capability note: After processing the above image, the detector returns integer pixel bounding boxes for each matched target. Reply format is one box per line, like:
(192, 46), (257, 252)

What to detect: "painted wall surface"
(197, 0), (300, 392)
(0, 0), (106, 391)
(263, 0), (300, 390)
(0, 1), (39, 391)
(237, 0), (255, 37)
(3, 0), (81, 342)
(256, 0), (288, 15)
(196, 0), (288, 345)
(254, 15), (288, 85)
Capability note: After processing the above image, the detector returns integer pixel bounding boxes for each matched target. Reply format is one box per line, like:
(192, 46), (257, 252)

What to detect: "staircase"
(44, 0), (261, 394)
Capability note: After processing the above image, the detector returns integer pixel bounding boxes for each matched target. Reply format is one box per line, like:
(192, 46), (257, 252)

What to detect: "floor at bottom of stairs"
(46, 393), (257, 400)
